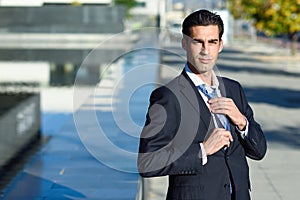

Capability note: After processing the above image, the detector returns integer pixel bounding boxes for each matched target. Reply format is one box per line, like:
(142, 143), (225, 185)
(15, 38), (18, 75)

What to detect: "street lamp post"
(157, 0), (166, 28)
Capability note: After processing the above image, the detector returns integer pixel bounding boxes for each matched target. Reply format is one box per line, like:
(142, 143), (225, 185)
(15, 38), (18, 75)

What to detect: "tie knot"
(198, 84), (218, 99)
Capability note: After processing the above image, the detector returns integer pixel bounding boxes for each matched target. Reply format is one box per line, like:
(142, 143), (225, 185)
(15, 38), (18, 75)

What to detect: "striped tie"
(198, 84), (230, 131)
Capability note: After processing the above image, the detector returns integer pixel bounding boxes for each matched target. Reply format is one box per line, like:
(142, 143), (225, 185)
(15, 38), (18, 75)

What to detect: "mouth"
(199, 58), (212, 64)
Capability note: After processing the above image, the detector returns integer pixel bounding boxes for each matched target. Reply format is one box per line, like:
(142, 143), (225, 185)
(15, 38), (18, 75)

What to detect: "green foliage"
(115, 0), (137, 9)
(114, 0), (137, 17)
(228, 0), (300, 36)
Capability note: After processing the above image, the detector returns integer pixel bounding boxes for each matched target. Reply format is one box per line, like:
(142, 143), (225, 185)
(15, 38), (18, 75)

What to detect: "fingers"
(223, 129), (233, 142)
(209, 97), (247, 128)
(208, 97), (232, 114)
(220, 129), (233, 147)
(203, 128), (233, 156)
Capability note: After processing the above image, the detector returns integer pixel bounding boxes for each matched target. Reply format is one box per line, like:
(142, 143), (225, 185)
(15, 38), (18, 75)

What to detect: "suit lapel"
(218, 77), (239, 155)
(178, 71), (211, 131)
(217, 76), (227, 97)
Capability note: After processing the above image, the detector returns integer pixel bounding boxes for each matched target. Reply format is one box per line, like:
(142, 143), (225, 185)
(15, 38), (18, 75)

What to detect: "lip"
(199, 58), (212, 64)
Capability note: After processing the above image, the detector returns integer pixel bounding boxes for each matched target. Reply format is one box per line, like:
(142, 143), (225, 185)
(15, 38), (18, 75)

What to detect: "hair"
(182, 9), (224, 40)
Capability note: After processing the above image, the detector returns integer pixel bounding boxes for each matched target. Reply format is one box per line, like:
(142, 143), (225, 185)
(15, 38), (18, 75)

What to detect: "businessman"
(138, 9), (267, 200)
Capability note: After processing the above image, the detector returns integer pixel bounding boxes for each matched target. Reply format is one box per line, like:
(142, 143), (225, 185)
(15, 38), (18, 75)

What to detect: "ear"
(218, 39), (224, 53)
(181, 37), (187, 51)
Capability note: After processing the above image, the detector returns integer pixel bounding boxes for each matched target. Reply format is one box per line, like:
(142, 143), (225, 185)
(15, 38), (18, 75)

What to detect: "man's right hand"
(203, 128), (233, 156)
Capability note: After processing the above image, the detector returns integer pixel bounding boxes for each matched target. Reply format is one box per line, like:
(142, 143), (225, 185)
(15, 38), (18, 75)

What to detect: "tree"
(228, 0), (300, 55)
(114, 0), (137, 18)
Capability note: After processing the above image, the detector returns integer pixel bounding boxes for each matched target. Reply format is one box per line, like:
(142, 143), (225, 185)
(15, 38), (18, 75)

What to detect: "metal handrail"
(136, 176), (145, 200)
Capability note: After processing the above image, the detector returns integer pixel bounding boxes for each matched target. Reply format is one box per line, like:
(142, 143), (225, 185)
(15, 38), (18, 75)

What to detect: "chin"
(195, 65), (211, 73)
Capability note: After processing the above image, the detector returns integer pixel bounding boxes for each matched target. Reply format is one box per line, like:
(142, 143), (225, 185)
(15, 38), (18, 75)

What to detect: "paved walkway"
(227, 39), (300, 200)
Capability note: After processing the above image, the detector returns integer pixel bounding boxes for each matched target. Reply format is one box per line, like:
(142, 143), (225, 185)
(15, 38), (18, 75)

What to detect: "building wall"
(0, 0), (112, 6)
(0, 5), (125, 33)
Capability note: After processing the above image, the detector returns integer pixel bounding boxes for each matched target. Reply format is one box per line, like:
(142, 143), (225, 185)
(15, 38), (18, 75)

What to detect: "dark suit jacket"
(138, 70), (267, 200)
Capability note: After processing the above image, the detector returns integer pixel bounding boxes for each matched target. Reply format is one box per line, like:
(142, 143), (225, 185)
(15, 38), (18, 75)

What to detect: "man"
(138, 9), (267, 200)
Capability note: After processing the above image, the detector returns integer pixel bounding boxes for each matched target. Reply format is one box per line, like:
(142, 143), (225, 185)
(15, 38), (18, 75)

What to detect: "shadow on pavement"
(244, 87), (300, 108)
(265, 126), (300, 149)
(220, 49), (264, 63)
(219, 63), (300, 78)
(1, 172), (85, 199)
(219, 48), (300, 78)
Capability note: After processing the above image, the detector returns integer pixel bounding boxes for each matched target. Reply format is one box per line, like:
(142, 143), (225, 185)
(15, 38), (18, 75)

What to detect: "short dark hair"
(182, 9), (224, 40)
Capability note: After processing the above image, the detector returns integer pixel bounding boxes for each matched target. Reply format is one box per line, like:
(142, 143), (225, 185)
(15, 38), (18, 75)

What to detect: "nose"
(200, 42), (209, 54)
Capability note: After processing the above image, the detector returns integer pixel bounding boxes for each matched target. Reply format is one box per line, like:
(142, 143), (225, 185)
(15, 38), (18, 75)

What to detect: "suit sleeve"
(237, 82), (267, 160)
(138, 86), (202, 177)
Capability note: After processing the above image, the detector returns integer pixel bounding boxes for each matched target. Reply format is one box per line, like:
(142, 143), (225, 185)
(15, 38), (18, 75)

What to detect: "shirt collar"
(184, 63), (219, 88)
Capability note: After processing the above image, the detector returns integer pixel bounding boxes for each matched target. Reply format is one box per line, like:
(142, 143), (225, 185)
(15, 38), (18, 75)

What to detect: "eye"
(209, 40), (218, 44)
(192, 39), (203, 44)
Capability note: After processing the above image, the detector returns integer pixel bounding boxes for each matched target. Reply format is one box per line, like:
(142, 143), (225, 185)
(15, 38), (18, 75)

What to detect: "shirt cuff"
(199, 143), (208, 165)
(236, 118), (249, 139)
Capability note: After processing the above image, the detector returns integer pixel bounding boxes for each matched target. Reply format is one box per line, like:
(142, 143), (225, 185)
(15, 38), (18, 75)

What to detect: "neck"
(199, 72), (213, 86)
(187, 63), (213, 86)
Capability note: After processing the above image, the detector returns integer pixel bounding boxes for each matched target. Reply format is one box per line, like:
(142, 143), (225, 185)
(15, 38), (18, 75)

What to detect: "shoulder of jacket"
(156, 74), (183, 90)
(151, 74), (183, 98)
(218, 76), (241, 88)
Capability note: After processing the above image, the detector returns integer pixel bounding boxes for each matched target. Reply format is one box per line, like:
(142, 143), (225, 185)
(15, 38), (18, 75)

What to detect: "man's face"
(182, 25), (223, 74)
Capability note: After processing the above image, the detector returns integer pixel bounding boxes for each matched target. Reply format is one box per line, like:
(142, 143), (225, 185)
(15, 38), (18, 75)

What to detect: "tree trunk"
(291, 33), (299, 56)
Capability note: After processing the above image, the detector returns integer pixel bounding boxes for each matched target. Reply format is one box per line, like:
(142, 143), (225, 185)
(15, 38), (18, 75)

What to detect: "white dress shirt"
(184, 64), (249, 165)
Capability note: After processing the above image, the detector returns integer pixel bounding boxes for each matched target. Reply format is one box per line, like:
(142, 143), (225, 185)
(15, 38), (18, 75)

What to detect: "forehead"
(189, 25), (219, 39)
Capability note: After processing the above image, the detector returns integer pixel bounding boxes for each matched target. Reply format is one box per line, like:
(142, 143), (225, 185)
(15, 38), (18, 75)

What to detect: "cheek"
(189, 45), (201, 54)
(211, 47), (220, 56)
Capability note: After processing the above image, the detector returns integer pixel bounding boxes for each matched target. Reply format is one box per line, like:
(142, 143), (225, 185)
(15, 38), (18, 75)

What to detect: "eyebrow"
(193, 38), (219, 43)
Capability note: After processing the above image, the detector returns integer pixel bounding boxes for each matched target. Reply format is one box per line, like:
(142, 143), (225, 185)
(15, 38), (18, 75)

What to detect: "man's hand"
(203, 128), (233, 156)
(208, 97), (247, 130)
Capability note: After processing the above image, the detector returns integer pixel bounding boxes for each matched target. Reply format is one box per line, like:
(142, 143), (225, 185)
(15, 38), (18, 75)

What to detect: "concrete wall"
(0, 62), (50, 85)
(0, 5), (125, 33)
(0, 92), (40, 167)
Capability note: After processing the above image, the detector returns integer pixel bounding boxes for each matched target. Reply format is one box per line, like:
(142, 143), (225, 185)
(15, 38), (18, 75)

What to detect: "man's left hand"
(208, 97), (247, 131)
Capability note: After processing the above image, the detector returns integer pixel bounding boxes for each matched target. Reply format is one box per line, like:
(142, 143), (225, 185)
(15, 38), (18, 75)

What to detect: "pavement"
(226, 39), (300, 200)
(0, 32), (299, 200)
